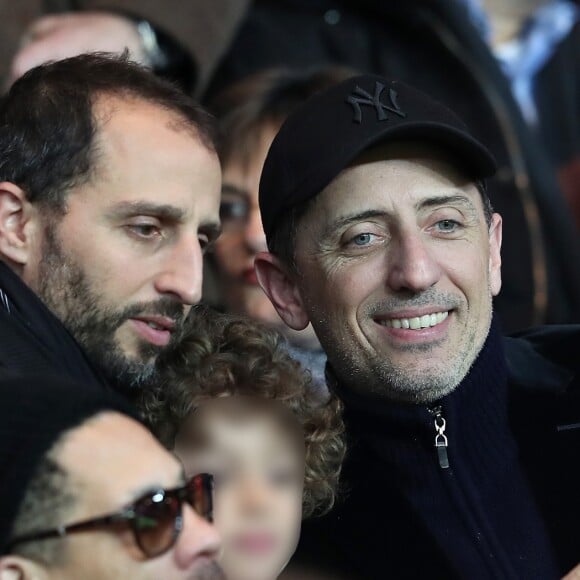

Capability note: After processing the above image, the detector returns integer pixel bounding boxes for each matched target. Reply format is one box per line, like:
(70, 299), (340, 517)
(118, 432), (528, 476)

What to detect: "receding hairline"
(93, 92), (217, 151)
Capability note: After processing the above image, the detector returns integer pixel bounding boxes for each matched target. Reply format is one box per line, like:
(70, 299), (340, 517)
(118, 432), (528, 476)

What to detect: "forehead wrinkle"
(415, 193), (478, 217)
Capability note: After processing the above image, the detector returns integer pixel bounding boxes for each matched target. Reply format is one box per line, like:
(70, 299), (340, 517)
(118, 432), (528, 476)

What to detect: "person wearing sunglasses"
(0, 373), (224, 580)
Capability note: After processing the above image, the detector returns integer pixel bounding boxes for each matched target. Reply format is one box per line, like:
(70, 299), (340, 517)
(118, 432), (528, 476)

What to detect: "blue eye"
(351, 233), (374, 246)
(436, 220), (460, 232)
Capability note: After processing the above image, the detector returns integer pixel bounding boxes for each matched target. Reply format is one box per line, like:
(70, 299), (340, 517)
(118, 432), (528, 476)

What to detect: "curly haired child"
(140, 306), (345, 580)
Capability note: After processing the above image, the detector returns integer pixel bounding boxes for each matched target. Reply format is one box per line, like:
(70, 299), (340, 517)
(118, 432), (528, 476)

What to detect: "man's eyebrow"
(416, 194), (478, 215)
(124, 464), (186, 506)
(321, 194), (479, 238)
(107, 201), (186, 222)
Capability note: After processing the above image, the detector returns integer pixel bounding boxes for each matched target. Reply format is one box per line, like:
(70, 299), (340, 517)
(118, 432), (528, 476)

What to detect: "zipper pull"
(429, 406), (450, 469)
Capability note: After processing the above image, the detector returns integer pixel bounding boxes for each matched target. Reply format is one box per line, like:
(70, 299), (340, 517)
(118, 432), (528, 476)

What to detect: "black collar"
(0, 261), (106, 387)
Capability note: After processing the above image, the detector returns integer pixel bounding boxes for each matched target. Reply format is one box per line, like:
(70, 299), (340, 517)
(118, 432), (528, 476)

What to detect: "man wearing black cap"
(0, 53), (221, 392)
(255, 75), (580, 578)
(0, 374), (223, 579)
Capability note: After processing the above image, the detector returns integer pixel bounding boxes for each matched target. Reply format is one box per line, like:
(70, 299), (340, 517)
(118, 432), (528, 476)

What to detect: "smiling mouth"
(377, 311), (449, 330)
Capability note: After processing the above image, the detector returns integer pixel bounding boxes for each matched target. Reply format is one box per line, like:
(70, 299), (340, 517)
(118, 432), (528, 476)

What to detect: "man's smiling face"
(290, 142), (502, 403)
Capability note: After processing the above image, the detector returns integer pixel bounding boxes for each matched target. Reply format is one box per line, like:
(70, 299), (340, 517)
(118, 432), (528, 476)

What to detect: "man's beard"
(36, 226), (186, 392)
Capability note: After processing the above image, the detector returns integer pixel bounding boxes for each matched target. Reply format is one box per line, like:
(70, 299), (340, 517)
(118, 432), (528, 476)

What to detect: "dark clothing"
(290, 320), (580, 579)
(0, 262), (105, 387)
(207, 0), (580, 332)
(533, 17), (580, 228)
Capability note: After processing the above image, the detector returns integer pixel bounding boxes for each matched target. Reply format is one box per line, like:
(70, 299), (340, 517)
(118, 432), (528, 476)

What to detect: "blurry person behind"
(207, 67), (353, 384)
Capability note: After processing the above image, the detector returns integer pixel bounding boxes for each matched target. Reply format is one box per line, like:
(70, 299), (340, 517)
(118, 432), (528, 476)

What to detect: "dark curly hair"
(140, 306), (345, 518)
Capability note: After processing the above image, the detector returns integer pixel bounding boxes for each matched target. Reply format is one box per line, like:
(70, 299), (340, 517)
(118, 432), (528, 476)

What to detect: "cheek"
(214, 234), (246, 274)
(303, 262), (380, 320)
(435, 239), (487, 283)
(212, 488), (243, 533)
(90, 261), (147, 307)
(274, 486), (304, 526)
(275, 490), (303, 560)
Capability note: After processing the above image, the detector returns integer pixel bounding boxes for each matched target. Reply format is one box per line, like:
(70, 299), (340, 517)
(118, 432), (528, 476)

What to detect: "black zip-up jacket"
(207, 0), (580, 332)
(288, 321), (580, 579)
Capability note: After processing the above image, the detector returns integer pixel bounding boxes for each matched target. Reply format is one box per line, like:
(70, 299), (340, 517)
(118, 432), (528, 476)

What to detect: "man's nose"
(244, 207), (268, 254)
(386, 230), (442, 293)
(153, 234), (204, 305)
(174, 504), (222, 570)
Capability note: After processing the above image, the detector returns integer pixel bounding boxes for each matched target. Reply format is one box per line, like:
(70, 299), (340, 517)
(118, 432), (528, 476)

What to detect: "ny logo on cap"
(346, 82), (406, 124)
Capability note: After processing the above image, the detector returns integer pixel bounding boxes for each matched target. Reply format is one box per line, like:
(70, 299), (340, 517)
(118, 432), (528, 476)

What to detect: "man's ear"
(0, 554), (48, 580)
(488, 212), (502, 296)
(254, 252), (310, 331)
(0, 182), (39, 268)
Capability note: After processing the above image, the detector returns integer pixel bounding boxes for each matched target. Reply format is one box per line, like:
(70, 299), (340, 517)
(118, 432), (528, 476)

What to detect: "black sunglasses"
(8, 473), (213, 559)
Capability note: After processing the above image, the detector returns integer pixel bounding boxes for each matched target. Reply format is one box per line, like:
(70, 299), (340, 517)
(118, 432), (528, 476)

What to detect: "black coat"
(0, 262), (105, 388)
(287, 324), (580, 579)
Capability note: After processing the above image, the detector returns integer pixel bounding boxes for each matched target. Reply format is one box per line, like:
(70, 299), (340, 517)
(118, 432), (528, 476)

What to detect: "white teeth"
(147, 322), (163, 330)
(379, 311), (449, 330)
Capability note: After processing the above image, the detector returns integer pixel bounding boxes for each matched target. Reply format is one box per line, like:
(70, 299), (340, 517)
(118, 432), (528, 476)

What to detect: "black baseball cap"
(259, 74), (497, 241)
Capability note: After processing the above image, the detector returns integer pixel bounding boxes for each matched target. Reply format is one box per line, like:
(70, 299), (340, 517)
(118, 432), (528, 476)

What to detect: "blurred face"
(216, 127), (274, 322)
(46, 412), (223, 579)
(25, 96), (222, 390)
(259, 143), (502, 403)
(216, 126), (319, 349)
(175, 398), (305, 580)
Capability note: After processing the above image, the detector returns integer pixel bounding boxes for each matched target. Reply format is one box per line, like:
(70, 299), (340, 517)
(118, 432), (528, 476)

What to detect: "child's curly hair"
(140, 306), (345, 518)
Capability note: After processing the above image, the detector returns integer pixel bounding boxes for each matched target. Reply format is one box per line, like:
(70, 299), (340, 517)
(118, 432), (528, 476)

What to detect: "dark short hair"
(9, 445), (74, 565)
(0, 374), (141, 558)
(140, 306), (345, 517)
(210, 66), (355, 169)
(0, 52), (217, 212)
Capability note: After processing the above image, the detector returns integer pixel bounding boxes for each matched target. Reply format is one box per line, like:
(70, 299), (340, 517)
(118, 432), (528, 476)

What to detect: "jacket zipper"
(428, 405), (450, 469)
(0, 288), (10, 313)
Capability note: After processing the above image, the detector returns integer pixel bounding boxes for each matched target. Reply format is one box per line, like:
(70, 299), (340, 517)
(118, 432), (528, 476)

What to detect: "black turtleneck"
(0, 261), (105, 387)
(296, 317), (560, 579)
